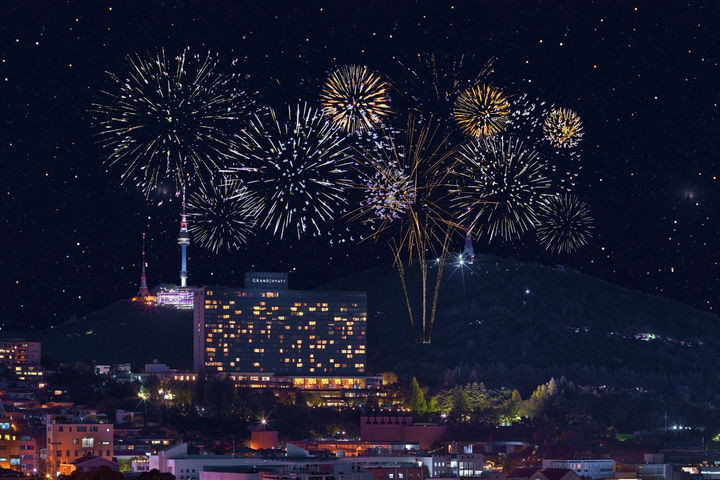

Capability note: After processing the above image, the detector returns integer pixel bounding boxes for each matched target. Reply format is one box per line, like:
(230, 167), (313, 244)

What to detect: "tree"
(68, 466), (123, 480)
(464, 382), (488, 411)
(499, 389), (523, 425)
(139, 469), (175, 480)
(406, 377), (427, 415)
(382, 371), (399, 385)
(203, 377), (236, 417)
(450, 385), (471, 422)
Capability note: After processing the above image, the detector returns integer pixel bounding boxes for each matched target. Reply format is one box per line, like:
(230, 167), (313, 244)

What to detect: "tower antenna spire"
(462, 209), (475, 264)
(137, 232), (150, 298)
(178, 187), (191, 287)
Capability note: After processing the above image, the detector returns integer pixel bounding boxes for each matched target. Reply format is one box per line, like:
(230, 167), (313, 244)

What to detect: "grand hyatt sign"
(244, 272), (289, 290)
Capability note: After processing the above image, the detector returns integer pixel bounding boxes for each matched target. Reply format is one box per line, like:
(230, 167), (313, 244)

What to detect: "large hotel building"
(193, 273), (367, 376)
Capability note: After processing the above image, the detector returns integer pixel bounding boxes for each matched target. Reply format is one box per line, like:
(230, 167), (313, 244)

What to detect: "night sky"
(2, 1), (719, 328)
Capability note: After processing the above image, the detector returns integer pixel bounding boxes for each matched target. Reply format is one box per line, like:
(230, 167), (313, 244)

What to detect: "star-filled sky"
(2, 1), (719, 328)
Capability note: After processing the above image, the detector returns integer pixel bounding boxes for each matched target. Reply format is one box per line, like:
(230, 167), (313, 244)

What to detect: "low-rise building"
(286, 440), (419, 458)
(360, 416), (446, 450)
(541, 460), (615, 480)
(428, 452), (484, 477)
(59, 456), (119, 476)
(19, 436), (37, 474)
(0, 418), (20, 471)
(0, 340), (40, 367)
(45, 412), (114, 476)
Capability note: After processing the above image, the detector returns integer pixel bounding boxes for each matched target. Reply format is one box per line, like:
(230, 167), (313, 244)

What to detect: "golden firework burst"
(320, 64), (391, 133)
(543, 107), (584, 148)
(453, 84), (510, 138)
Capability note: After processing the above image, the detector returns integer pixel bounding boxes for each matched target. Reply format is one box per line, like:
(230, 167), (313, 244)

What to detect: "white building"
(542, 459), (615, 480)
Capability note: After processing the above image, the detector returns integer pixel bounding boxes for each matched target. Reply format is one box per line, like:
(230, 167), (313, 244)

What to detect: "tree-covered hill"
(321, 254), (720, 392)
(4, 254), (718, 394)
(1, 300), (193, 370)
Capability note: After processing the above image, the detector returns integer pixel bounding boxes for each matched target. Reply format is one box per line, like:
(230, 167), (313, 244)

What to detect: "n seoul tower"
(178, 191), (191, 288)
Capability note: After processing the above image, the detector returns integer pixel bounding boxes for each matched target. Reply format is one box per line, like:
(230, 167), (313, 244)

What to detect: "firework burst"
(228, 103), (353, 239)
(454, 84), (510, 138)
(453, 137), (552, 242)
(186, 179), (262, 253)
(91, 47), (255, 197)
(543, 107), (584, 149)
(536, 193), (593, 254)
(360, 165), (415, 222)
(320, 65), (391, 134)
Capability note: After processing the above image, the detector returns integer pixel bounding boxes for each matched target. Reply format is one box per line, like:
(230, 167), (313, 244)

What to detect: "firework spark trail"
(392, 242), (417, 343)
(428, 228), (451, 342)
(453, 136), (552, 242)
(91, 47), (255, 198)
(228, 103), (353, 239)
(320, 64), (391, 133)
(394, 53), (495, 120)
(536, 193), (594, 253)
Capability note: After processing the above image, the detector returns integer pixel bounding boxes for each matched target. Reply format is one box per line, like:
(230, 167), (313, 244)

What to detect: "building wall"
(0, 340), (41, 366)
(46, 423), (114, 475)
(542, 460), (615, 480)
(20, 437), (37, 474)
(250, 431), (278, 450)
(194, 288), (206, 374)
(200, 472), (260, 480)
(364, 467), (422, 480)
(360, 417), (447, 450)
(194, 286), (367, 375)
(0, 420), (20, 471)
(167, 458), (250, 480)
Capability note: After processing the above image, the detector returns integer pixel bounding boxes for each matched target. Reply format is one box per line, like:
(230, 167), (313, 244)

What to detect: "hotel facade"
(193, 273), (367, 376)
